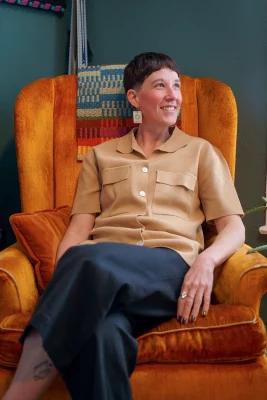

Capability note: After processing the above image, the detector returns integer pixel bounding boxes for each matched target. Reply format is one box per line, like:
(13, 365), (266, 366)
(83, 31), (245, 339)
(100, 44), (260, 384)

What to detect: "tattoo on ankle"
(33, 360), (54, 381)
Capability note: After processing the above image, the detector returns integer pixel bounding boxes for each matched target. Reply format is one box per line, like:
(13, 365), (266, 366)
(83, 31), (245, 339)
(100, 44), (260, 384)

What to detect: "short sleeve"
(198, 143), (244, 223)
(71, 149), (101, 216)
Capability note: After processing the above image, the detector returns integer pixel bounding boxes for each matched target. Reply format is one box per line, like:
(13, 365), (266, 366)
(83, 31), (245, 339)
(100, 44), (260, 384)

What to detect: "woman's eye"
(156, 83), (164, 88)
(174, 83), (180, 88)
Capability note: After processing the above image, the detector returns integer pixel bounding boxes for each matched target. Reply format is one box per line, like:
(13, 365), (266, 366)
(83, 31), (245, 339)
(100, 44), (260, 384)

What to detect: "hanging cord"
(67, 0), (93, 73)
(68, 0), (77, 74)
(77, 0), (88, 69)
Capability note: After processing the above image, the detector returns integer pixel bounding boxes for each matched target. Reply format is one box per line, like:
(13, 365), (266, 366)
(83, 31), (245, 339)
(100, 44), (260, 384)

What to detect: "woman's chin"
(162, 117), (178, 126)
(147, 116), (178, 128)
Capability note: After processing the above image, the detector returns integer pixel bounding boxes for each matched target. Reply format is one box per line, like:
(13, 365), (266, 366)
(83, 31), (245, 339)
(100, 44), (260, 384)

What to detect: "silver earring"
(133, 110), (142, 124)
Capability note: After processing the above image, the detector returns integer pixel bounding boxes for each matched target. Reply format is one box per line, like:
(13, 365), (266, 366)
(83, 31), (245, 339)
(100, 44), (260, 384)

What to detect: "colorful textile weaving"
(77, 65), (182, 160)
(0, 0), (66, 13)
(77, 65), (134, 160)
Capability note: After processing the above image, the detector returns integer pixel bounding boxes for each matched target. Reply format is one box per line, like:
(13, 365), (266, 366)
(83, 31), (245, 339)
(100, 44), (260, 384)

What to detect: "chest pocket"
(152, 170), (197, 220)
(100, 165), (131, 216)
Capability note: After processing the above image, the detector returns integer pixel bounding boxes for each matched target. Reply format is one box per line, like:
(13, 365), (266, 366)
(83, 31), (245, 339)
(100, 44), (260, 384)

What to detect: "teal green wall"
(86, 0), (267, 321)
(0, 3), (66, 246)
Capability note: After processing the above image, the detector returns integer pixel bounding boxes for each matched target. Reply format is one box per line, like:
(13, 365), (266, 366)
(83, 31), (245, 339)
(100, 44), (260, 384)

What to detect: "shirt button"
(142, 167), (148, 173)
(136, 240), (143, 246)
(139, 191), (146, 197)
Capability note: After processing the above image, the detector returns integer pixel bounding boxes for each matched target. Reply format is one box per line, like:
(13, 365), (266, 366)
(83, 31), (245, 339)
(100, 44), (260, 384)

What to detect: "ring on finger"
(180, 291), (187, 299)
(187, 295), (195, 299)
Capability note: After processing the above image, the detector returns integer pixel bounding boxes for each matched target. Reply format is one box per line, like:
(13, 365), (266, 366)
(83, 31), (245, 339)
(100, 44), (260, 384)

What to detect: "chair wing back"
(14, 74), (237, 213)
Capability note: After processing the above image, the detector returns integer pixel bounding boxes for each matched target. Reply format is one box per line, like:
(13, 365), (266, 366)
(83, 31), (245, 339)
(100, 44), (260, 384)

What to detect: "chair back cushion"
(14, 74), (237, 213)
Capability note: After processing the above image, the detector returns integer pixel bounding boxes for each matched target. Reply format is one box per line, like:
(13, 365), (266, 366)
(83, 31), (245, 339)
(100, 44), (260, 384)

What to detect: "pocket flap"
(156, 171), (196, 191)
(102, 165), (130, 185)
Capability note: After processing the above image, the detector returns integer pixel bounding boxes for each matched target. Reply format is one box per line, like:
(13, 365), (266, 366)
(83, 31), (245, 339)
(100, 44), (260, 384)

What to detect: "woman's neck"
(135, 124), (170, 157)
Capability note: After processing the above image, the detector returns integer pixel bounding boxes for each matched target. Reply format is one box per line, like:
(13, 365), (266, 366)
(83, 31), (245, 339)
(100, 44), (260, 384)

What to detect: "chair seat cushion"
(137, 304), (267, 364)
(0, 304), (266, 368)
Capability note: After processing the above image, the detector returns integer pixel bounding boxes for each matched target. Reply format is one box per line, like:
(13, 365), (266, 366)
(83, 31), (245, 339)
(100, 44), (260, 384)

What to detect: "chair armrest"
(0, 243), (39, 321)
(213, 244), (267, 314)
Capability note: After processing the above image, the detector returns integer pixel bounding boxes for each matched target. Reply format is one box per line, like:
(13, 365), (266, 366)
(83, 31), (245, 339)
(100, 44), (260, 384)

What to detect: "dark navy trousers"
(20, 242), (189, 400)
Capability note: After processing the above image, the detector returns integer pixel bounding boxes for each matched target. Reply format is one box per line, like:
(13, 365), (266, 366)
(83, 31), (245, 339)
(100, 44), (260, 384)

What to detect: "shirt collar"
(116, 126), (193, 154)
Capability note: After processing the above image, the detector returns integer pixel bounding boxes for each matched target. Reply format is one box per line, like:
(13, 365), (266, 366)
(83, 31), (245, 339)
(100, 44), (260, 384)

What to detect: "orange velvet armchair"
(0, 75), (267, 400)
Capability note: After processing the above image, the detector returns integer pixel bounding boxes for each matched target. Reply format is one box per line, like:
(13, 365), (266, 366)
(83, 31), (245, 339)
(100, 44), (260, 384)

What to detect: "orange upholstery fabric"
(0, 244), (39, 322)
(0, 312), (31, 368)
(15, 76), (80, 214)
(213, 244), (267, 313)
(0, 74), (266, 399)
(137, 304), (267, 364)
(1, 305), (266, 369)
(10, 206), (71, 292)
(130, 358), (267, 400)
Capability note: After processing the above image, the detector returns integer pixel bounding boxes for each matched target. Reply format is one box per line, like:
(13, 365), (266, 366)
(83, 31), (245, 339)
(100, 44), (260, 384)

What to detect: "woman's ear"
(127, 89), (139, 108)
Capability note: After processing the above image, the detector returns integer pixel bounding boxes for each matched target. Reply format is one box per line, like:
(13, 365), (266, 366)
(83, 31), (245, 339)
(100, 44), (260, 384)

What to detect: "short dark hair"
(123, 52), (180, 93)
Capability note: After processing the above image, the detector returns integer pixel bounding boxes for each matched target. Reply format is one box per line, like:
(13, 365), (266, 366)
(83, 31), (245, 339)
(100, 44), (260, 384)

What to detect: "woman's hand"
(176, 215), (245, 324)
(177, 254), (215, 324)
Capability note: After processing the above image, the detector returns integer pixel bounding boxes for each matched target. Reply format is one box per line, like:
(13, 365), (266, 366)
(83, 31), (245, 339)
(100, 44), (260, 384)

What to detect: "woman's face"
(128, 68), (182, 128)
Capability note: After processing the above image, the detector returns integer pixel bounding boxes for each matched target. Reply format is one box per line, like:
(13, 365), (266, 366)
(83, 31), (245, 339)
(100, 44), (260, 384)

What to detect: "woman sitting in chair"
(4, 52), (245, 400)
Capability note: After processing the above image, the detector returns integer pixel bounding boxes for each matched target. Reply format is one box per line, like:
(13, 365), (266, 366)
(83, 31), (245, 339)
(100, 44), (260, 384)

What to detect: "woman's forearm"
(55, 213), (96, 263)
(199, 217), (245, 268)
(56, 233), (82, 263)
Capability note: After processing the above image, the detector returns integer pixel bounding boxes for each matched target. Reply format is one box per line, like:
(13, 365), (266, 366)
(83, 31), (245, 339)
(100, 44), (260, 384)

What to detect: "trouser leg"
(63, 312), (138, 400)
(20, 243), (189, 397)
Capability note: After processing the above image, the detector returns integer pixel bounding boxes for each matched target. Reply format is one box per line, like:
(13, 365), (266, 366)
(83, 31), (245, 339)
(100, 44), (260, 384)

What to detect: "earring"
(133, 110), (142, 124)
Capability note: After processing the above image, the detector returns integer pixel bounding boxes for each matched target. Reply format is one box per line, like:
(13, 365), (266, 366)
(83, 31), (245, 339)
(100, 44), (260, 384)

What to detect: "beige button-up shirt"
(71, 127), (244, 266)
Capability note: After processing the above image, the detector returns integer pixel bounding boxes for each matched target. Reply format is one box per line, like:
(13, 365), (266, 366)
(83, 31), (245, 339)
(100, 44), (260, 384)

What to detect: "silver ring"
(181, 291), (187, 299)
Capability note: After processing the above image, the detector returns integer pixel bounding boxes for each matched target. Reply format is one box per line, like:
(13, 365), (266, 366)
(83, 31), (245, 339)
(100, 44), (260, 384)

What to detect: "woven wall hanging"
(0, 0), (66, 13)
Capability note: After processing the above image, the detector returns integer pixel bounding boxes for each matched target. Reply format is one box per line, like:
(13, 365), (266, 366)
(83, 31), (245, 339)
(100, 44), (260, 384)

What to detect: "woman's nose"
(165, 86), (177, 99)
